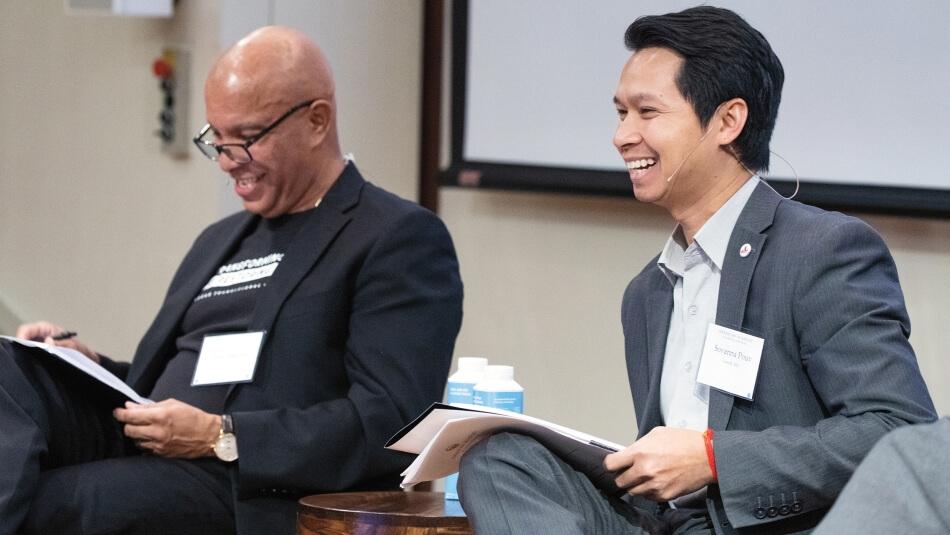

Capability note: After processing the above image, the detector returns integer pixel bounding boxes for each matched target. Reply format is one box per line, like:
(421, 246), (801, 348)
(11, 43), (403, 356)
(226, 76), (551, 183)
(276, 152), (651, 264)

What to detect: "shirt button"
(684, 361), (693, 373)
(677, 420), (688, 428)
(688, 305), (698, 315)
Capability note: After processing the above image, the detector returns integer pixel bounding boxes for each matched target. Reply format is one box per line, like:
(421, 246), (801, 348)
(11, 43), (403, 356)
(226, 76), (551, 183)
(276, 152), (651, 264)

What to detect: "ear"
(305, 99), (333, 147)
(715, 98), (748, 146)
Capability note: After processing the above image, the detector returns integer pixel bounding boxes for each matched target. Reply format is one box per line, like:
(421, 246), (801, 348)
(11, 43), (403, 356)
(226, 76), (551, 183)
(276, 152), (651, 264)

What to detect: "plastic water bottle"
(444, 357), (487, 500)
(473, 365), (523, 414)
(460, 365), (523, 497)
(446, 357), (488, 407)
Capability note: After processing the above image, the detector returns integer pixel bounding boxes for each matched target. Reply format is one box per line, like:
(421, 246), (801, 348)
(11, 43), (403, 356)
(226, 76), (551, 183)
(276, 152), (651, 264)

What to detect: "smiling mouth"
(626, 158), (657, 171)
(235, 176), (259, 189)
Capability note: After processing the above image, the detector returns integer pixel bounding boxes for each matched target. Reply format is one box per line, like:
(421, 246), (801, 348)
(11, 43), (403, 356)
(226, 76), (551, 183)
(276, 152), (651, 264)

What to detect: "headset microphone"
(666, 127), (713, 183)
(666, 102), (725, 184)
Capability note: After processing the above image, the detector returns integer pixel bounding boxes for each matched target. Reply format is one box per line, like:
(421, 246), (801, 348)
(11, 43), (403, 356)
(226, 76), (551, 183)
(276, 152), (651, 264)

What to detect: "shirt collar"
(657, 176), (760, 284)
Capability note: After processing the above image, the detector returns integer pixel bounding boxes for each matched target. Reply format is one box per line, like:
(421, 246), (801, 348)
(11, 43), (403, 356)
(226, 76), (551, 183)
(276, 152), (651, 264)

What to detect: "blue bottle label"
(447, 382), (476, 405)
(445, 472), (461, 500)
(445, 381), (477, 500)
(473, 390), (523, 414)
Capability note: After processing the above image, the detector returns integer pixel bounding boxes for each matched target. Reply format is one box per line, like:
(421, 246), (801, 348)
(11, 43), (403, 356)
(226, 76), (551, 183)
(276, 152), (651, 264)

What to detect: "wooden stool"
(297, 491), (471, 535)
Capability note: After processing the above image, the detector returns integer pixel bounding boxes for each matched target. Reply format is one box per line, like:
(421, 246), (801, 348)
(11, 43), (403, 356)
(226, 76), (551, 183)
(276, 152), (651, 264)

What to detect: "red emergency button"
(153, 58), (172, 78)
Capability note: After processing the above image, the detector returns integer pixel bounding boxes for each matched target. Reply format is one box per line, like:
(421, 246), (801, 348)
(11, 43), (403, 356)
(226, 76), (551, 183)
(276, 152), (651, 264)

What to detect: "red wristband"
(703, 429), (718, 482)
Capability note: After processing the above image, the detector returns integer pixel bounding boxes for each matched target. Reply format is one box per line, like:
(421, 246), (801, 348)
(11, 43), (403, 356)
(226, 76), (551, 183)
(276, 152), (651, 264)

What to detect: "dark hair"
(625, 6), (784, 171)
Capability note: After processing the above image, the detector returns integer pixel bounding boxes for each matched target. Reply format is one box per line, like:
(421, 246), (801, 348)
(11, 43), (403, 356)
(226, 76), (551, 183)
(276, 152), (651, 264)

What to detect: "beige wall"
(0, 2), (946, 453)
(0, 0), (224, 357)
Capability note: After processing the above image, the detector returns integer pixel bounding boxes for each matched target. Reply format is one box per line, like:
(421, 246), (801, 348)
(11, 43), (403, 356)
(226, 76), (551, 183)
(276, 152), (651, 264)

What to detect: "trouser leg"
(457, 432), (665, 535)
(0, 341), (130, 534)
(0, 342), (46, 534)
(22, 456), (235, 535)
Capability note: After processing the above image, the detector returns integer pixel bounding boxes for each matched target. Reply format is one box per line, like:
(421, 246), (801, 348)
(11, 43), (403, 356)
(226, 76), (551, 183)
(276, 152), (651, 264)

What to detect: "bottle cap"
(484, 365), (514, 381)
(457, 357), (488, 372)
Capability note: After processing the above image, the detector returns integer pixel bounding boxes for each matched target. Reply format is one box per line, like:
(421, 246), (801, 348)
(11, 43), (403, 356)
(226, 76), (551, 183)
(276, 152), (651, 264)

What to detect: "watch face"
(214, 433), (239, 462)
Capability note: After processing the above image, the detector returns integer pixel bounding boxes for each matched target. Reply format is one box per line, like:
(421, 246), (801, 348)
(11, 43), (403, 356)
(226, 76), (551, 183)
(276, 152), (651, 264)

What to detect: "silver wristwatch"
(213, 414), (239, 462)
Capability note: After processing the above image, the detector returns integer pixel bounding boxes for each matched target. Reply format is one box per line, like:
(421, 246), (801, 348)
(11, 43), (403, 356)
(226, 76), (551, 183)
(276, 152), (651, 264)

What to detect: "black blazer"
(110, 163), (463, 532)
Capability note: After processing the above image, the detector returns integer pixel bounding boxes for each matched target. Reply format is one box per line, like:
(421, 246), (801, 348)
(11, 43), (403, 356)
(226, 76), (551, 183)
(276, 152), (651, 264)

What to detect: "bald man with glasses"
(1, 26), (463, 535)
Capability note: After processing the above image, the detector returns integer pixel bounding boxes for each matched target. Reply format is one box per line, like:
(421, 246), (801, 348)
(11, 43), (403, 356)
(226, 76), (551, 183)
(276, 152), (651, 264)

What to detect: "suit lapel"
(640, 276), (673, 437)
(707, 182), (779, 430)
(224, 163), (363, 400)
(245, 163), (362, 333)
(244, 208), (350, 333)
(128, 212), (257, 391)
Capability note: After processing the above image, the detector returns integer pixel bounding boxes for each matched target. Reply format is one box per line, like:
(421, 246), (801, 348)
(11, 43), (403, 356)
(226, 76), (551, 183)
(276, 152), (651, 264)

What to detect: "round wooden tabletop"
(297, 491), (471, 535)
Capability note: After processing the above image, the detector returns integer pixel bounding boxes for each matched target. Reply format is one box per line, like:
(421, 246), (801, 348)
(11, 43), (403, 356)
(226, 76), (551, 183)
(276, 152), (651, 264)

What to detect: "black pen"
(51, 331), (77, 341)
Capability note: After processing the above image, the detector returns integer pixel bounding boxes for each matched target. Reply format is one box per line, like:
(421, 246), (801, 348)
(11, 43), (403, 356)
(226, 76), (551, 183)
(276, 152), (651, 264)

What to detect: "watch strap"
(221, 414), (234, 435)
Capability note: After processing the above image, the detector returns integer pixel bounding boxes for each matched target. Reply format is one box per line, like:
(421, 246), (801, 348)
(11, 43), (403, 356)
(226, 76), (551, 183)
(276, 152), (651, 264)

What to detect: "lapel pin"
(739, 243), (753, 258)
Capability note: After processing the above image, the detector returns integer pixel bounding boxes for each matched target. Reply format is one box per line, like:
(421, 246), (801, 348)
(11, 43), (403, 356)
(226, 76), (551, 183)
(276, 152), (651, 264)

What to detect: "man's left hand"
(114, 399), (220, 459)
(604, 426), (715, 501)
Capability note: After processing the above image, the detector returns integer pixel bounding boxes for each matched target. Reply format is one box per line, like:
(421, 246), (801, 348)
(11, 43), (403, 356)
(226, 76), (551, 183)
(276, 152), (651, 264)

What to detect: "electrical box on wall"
(152, 47), (190, 158)
(63, 0), (174, 17)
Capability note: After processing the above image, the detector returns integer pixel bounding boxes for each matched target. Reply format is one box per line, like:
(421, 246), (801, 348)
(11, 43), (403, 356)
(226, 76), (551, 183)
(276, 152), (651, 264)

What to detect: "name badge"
(695, 324), (764, 400)
(192, 331), (265, 386)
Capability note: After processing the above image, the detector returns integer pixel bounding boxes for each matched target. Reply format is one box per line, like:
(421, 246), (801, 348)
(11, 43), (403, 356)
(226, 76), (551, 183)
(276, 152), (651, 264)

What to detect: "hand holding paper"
(604, 426), (713, 501)
(16, 321), (100, 363)
(1, 335), (151, 405)
(115, 399), (219, 458)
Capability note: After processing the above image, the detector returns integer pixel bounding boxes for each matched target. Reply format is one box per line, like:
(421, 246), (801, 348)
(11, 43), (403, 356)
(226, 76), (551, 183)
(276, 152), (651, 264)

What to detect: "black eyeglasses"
(193, 100), (315, 164)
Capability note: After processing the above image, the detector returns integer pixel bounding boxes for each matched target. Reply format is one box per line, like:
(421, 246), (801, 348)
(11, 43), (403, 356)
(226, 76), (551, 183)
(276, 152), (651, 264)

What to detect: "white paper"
(388, 403), (624, 488)
(1, 335), (152, 405)
(696, 324), (765, 400)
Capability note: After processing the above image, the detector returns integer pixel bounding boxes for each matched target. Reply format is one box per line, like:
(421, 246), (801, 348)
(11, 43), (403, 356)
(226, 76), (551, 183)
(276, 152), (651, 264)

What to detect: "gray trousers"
(812, 417), (950, 535)
(457, 432), (713, 535)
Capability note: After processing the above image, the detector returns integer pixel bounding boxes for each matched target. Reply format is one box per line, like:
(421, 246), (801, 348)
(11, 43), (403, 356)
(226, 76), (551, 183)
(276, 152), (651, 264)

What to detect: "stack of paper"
(386, 403), (624, 491)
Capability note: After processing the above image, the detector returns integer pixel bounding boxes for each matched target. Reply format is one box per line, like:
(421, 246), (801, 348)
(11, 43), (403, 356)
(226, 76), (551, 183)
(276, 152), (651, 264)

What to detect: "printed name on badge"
(192, 331), (265, 386)
(695, 324), (764, 400)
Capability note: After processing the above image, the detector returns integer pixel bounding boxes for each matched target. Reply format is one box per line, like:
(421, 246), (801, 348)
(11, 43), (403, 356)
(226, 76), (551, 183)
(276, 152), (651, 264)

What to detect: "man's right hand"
(604, 426), (714, 502)
(16, 321), (100, 364)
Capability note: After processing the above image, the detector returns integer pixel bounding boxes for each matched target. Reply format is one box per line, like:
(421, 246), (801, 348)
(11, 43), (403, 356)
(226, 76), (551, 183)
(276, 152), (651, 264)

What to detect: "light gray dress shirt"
(657, 176), (760, 432)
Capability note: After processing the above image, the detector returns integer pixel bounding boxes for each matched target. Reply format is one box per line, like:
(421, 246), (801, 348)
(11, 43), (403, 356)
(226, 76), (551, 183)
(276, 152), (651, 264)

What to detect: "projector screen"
(442, 0), (950, 218)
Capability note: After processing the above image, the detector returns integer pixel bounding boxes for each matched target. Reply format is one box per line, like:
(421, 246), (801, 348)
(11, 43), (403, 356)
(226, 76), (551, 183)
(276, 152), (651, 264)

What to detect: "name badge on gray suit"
(696, 324), (764, 400)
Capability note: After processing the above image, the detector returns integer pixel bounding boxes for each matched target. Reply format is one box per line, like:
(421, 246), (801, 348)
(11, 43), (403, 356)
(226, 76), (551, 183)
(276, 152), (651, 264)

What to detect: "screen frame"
(439, 0), (950, 219)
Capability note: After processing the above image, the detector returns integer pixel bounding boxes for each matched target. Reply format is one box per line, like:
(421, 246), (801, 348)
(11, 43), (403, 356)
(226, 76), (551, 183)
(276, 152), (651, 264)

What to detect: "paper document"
(1, 335), (152, 405)
(386, 403), (624, 493)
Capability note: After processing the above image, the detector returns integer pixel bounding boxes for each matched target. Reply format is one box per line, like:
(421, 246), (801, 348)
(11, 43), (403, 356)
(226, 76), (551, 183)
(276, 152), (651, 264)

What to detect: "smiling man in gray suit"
(456, 6), (935, 535)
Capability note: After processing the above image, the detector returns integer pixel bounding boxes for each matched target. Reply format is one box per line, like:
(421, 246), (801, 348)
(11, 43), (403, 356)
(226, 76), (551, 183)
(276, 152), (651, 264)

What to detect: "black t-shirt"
(148, 211), (311, 412)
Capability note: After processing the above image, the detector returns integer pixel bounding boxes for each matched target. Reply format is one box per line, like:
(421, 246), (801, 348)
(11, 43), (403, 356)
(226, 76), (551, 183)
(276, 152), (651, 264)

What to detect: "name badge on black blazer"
(191, 331), (266, 386)
(696, 324), (764, 400)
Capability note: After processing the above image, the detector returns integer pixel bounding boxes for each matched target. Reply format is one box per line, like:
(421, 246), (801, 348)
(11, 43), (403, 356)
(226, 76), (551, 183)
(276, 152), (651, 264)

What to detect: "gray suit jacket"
(813, 416), (950, 535)
(621, 182), (936, 534)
